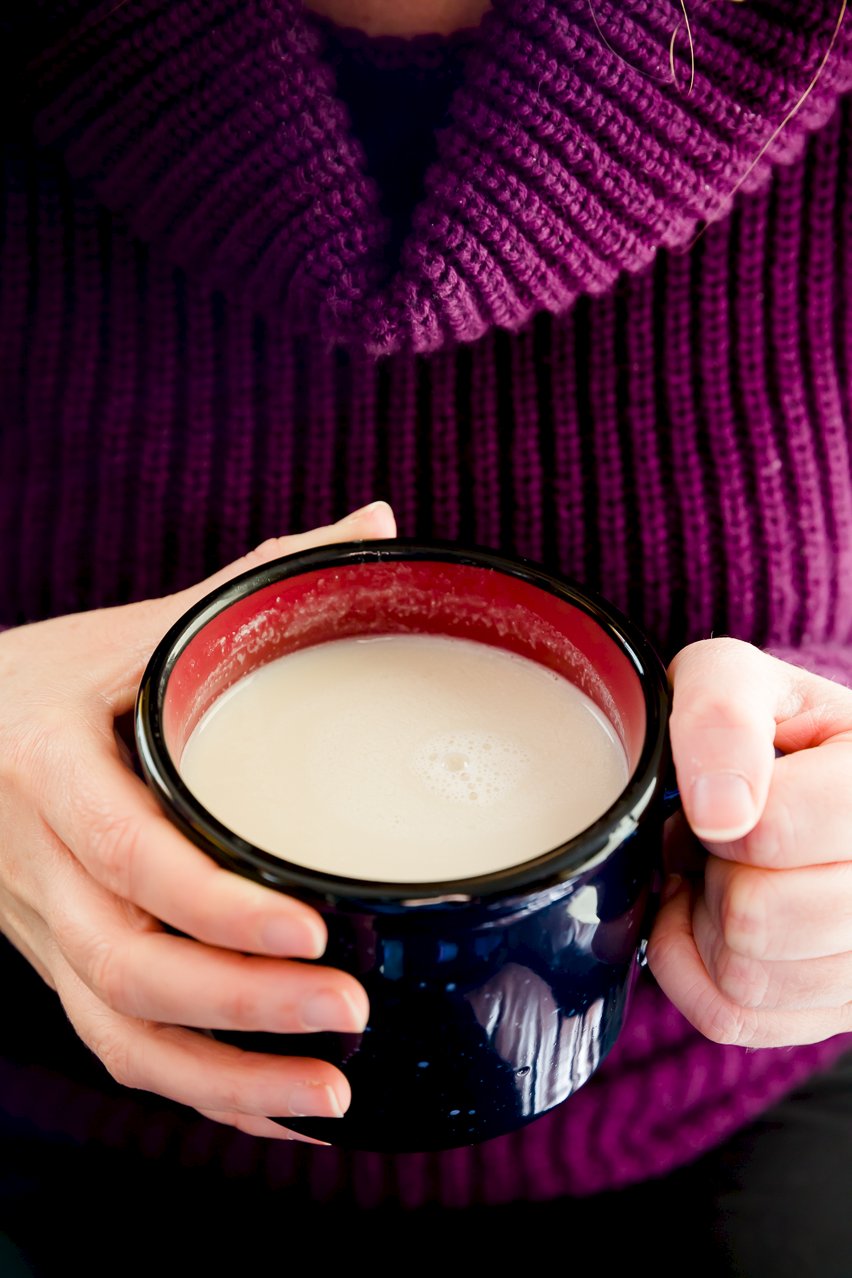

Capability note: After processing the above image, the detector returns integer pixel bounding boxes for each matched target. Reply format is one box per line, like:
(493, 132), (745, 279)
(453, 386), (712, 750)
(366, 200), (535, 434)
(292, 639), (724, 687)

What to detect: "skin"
(2, 500), (850, 1145)
(303, 0), (492, 37)
(0, 503), (393, 1142)
(650, 641), (852, 1047)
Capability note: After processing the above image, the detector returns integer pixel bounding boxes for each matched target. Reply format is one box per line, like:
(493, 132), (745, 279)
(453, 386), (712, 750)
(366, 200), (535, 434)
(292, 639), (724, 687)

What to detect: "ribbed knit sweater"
(2, 0), (852, 1206)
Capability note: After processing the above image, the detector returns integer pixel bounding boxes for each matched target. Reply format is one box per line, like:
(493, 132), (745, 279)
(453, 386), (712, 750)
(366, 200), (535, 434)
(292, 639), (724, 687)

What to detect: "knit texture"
(17, 0), (852, 352)
(1, 0), (851, 1204)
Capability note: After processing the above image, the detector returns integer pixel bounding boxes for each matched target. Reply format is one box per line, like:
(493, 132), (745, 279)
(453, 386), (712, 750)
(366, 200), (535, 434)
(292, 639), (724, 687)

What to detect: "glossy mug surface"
(135, 543), (672, 1151)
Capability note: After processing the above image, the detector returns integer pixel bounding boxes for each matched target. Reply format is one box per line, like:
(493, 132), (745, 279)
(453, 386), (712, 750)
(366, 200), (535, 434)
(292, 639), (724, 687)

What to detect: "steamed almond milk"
(179, 634), (629, 882)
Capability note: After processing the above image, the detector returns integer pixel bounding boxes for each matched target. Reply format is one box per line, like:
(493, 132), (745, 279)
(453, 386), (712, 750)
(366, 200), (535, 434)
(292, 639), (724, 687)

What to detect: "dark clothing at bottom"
(2, 930), (849, 1277)
(3, 1056), (850, 1275)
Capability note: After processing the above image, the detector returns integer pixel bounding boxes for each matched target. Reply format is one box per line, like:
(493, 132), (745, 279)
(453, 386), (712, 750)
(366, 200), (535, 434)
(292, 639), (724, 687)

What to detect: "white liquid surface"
(179, 635), (630, 882)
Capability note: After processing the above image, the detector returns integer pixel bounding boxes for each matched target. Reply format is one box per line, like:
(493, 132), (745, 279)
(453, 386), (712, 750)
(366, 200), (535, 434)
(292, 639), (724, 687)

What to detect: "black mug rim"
(135, 540), (671, 905)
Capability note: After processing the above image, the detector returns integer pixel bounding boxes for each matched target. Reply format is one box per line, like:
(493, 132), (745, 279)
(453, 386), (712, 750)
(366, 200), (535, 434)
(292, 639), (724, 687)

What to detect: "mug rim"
(135, 540), (671, 906)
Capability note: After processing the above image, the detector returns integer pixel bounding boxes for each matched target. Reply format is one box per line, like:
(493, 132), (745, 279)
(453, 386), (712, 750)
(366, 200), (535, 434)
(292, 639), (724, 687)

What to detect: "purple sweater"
(2, 0), (851, 1205)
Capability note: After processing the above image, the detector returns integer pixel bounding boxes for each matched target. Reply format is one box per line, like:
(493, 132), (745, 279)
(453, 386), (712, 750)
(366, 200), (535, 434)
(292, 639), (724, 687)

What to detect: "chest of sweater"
(2, 99), (851, 656)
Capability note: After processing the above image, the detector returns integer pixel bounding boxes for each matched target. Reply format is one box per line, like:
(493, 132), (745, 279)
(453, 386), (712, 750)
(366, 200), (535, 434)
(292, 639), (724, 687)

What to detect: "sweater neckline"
(314, 14), (477, 270)
(28, 0), (851, 354)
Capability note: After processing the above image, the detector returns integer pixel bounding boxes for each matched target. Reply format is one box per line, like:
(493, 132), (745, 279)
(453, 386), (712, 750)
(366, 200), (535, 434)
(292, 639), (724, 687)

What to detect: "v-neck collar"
(315, 15), (475, 274)
(27, 0), (852, 353)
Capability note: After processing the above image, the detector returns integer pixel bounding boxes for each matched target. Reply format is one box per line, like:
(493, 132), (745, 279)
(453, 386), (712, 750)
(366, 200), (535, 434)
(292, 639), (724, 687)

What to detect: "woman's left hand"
(647, 638), (852, 1048)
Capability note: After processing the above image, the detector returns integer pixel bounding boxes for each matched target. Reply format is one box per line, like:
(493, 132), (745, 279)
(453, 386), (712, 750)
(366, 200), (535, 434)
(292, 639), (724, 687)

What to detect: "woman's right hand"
(0, 501), (396, 1142)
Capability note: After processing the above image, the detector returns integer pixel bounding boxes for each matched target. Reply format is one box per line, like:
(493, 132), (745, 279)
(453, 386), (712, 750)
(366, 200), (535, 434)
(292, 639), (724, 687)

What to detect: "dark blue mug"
(135, 542), (673, 1152)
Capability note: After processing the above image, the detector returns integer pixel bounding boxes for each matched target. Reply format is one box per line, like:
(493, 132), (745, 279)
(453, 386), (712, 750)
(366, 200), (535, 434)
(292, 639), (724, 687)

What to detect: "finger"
(54, 957), (352, 1119)
(702, 853), (852, 960)
(194, 500), (396, 604)
(670, 640), (852, 846)
(693, 895), (852, 1010)
(47, 740), (329, 958)
(701, 747), (852, 869)
(196, 1109), (330, 1144)
(647, 880), (852, 1047)
(104, 500), (397, 704)
(668, 639), (782, 843)
(88, 934), (369, 1033)
(46, 858), (368, 1031)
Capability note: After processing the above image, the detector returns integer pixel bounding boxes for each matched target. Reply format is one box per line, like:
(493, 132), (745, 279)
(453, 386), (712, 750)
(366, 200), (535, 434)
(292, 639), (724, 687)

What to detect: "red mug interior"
(161, 558), (646, 783)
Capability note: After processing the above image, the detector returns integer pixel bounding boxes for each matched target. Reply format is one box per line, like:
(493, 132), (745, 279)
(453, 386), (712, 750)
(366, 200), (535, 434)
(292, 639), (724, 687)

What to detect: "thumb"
(668, 638), (782, 844)
(178, 501), (397, 616)
(110, 502), (396, 688)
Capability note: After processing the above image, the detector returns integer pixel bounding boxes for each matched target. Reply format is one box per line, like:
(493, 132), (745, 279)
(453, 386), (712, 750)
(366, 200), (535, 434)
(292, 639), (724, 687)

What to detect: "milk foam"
(179, 634), (629, 882)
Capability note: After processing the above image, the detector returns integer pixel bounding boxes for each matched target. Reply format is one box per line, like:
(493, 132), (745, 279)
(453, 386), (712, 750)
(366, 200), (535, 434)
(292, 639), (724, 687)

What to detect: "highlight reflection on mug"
(467, 964), (607, 1110)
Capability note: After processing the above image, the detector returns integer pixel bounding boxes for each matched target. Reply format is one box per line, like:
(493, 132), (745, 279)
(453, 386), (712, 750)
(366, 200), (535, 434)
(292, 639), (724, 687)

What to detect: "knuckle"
(241, 537), (288, 569)
(719, 869), (769, 959)
(713, 948), (772, 1010)
(205, 1039), (267, 1113)
(215, 1069), (253, 1115)
(51, 909), (120, 1002)
(4, 709), (69, 789)
(86, 811), (143, 898)
(85, 937), (132, 1013)
(70, 920), (140, 1016)
(214, 970), (268, 1031)
(47, 900), (82, 959)
(94, 1029), (138, 1089)
(676, 693), (757, 735)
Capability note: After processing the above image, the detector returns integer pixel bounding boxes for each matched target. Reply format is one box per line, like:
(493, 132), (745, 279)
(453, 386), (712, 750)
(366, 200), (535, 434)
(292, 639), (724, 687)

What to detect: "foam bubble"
(412, 731), (528, 804)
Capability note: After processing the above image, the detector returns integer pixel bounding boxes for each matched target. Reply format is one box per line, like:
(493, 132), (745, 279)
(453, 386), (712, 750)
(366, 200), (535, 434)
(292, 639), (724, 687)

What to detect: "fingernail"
(661, 874), (683, 905)
(336, 500), (390, 526)
(690, 773), (756, 841)
(301, 989), (368, 1033)
(288, 1083), (346, 1119)
(261, 917), (325, 959)
(337, 493), (395, 523)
